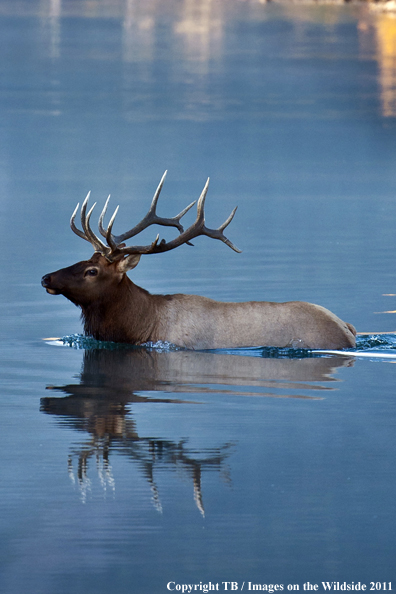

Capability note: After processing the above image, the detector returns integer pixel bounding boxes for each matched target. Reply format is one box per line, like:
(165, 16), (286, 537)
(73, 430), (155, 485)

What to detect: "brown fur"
(42, 252), (356, 350)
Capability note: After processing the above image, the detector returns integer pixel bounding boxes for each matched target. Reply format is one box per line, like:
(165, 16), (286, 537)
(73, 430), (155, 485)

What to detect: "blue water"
(1, 1), (396, 593)
(59, 332), (396, 355)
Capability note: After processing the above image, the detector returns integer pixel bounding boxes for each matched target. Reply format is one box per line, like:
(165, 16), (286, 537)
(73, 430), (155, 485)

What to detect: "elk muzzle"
(41, 273), (61, 295)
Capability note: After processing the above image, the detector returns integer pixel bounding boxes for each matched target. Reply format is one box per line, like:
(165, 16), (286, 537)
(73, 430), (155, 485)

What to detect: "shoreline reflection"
(31, 0), (396, 121)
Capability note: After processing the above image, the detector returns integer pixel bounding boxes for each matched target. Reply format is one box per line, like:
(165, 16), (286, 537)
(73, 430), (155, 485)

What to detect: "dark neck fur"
(80, 277), (159, 344)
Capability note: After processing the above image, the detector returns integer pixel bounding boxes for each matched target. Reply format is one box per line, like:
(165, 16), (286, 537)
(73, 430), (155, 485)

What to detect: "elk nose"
(41, 274), (51, 287)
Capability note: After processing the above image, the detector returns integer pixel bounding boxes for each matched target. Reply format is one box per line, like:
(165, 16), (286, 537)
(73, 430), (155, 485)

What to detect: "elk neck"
(81, 274), (162, 344)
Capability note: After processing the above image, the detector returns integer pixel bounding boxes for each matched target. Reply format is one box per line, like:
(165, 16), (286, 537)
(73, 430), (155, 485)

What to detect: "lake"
(0, 1), (395, 593)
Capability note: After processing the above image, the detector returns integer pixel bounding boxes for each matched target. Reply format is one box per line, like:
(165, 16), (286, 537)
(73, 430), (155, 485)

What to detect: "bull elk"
(41, 172), (356, 350)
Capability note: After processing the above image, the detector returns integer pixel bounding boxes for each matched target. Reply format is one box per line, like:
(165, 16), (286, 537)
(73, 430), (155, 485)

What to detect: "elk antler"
(70, 172), (241, 261)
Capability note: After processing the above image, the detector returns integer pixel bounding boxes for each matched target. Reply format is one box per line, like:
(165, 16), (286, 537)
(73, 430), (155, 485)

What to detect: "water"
(1, 1), (396, 592)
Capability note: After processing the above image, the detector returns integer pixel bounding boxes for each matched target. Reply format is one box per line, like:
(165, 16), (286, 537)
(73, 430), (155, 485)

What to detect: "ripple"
(356, 334), (396, 351)
(59, 334), (183, 352)
(55, 333), (396, 358)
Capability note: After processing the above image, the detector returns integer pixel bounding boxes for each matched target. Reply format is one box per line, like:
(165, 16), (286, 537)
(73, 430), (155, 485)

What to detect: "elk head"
(41, 172), (240, 308)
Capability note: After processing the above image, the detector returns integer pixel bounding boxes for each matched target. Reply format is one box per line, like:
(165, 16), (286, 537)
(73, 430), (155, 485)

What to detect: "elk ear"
(116, 254), (141, 274)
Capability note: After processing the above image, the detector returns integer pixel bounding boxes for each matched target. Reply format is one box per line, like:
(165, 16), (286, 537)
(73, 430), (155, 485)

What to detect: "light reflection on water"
(1, 1), (396, 593)
(8, 0), (396, 120)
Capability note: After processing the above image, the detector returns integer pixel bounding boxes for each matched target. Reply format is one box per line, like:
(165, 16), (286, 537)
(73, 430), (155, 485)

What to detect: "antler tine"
(173, 200), (197, 227)
(98, 196), (128, 254)
(70, 201), (89, 242)
(193, 178), (241, 252)
(174, 178), (241, 253)
(98, 195), (111, 239)
(149, 169), (168, 217)
(80, 193), (110, 255)
(105, 205), (120, 252)
(152, 171), (198, 229)
(109, 171), (166, 244)
(194, 177), (209, 227)
(204, 205), (241, 253)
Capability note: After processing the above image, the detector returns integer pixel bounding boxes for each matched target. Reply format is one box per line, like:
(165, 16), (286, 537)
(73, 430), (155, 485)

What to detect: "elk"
(41, 172), (356, 350)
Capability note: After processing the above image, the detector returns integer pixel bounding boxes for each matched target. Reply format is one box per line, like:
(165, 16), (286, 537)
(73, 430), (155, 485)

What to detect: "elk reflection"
(61, 412), (228, 514)
(41, 347), (353, 511)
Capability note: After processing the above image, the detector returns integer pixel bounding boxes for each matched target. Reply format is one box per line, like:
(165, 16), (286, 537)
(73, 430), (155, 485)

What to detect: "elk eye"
(85, 268), (98, 277)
